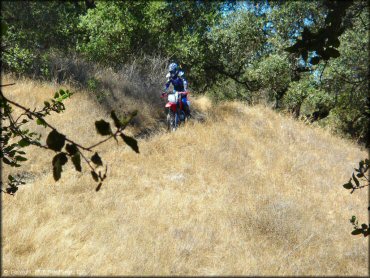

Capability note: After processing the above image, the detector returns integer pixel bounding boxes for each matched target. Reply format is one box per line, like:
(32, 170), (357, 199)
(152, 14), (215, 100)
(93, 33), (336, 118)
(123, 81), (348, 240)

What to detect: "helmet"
(168, 63), (179, 75)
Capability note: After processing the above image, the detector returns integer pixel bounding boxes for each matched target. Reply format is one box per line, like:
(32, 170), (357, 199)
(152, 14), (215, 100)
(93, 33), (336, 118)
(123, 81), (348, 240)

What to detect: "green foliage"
(87, 78), (99, 91)
(77, 2), (136, 63)
(283, 78), (336, 119)
(300, 89), (334, 117)
(319, 5), (369, 142)
(1, 1), (86, 76)
(285, 1), (353, 63)
(283, 79), (312, 111)
(76, 1), (224, 88)
(247, 54), (291, 101)
(207, 78), (251, 103)
(206, 9), (266, 87)
(268, 1), (325, 43)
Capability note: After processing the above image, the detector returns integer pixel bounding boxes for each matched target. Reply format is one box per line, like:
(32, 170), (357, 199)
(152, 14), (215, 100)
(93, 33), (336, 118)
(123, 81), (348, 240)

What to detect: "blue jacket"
(165, 71), (188, 92)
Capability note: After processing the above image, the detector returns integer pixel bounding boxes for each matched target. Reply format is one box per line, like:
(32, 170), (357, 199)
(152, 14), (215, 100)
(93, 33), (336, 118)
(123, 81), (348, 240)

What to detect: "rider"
(163, 62), (190, 117)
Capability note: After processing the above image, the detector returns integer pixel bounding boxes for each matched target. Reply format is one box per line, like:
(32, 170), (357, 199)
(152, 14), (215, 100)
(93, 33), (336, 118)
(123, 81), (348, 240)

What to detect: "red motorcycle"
(161, 91), (190, 131)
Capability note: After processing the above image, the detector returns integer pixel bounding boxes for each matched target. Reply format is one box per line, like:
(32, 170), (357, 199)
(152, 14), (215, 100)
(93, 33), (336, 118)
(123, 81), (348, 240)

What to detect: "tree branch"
(1, 90), (124, 153)
(209, 64), (260, 91)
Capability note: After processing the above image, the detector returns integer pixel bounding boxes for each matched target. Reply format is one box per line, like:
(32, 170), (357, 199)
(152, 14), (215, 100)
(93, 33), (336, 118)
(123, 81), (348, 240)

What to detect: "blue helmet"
(168, 63), (179, 75)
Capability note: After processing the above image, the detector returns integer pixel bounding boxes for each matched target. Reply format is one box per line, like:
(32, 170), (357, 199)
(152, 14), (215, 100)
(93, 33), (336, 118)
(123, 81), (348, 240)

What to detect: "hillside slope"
(1, 77), (368, 276)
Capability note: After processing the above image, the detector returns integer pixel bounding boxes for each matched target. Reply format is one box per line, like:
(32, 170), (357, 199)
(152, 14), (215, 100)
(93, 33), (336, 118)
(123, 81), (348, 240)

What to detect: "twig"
(79, 150), (96, 172)
(0, 83), (16, 87)
(86, 130), (121, 150)
(350, 184), (369, 194)
(1, 90), (126, 153)
(1, 91), (92, 151)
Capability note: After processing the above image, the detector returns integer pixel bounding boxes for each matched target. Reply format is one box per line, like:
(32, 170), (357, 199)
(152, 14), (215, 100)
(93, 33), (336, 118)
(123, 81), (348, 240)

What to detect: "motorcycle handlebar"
(161, 91), (189, 98)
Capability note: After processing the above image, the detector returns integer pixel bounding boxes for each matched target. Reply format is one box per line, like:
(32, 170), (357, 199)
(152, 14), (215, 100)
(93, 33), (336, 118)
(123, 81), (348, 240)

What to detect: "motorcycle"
(161, 91), (190, 131)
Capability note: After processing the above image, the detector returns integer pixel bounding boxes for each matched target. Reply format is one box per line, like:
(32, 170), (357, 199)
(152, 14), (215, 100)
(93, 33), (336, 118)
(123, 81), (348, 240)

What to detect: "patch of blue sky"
(304, 17), (314, 27)
(221, 0), (271, 17)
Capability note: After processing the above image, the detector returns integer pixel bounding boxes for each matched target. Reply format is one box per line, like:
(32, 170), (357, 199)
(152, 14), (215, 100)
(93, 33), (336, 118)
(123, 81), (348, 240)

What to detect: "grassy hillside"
(1, 77), (368, 276)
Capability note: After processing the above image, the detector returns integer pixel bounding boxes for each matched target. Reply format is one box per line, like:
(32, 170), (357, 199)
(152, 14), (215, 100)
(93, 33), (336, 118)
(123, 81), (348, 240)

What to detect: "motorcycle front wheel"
(167, 109), (178, 132)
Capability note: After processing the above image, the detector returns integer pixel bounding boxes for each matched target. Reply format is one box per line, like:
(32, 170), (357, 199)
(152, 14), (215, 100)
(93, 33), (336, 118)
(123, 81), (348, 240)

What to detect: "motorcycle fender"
(166, 102), (177, 112)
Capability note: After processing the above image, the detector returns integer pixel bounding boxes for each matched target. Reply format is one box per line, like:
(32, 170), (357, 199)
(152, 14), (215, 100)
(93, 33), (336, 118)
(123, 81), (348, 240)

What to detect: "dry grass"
(34, 53), (170, 134)
(1, 76), (368, 276)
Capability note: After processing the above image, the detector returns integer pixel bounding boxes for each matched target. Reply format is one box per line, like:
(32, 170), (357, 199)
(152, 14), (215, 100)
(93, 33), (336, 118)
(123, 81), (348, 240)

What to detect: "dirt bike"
(161, 91), (190, 131)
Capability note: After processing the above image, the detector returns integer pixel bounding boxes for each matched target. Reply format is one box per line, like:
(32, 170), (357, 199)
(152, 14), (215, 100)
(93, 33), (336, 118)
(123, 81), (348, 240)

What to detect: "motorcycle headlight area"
(167, 93), (178, 103)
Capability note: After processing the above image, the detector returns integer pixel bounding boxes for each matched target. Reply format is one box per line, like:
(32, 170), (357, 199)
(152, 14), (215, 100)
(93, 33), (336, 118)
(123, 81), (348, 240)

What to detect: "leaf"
(54, 92), (60, 98)
(52, 153), (68, 181)
(2, 157), (12, 165)
(71, 153), (82, 172)
(285, 45), (298, 53)
(18, 138), (30, 147)
(36, 118), (47, 127)
(351, 229), (363, 235)
(301, 50), (308, 61)
(15, 155), (27, 161)
(91, 171), (99, 182)
(325, 47), (340, 58)
(310, 56), (320, 65)
(65, 143), (78, 156)
(342, 180), (353, 190)
(120, 134), (139, 153)
(359, 161), (365, 172)
(91, 152), (103, 166)
(352, 173), (360, 187)
(95, 183), (102, 192)
(328, 37), (340, 48)
(95, 120), (112, 136)
(8, 175), (14, 182)
(110, 110), (122, 128)
(361, 224), (368, 230)
(6, 186), (18, 195)
(46, 129), (66, 152)
(44, 101), (50, 107)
